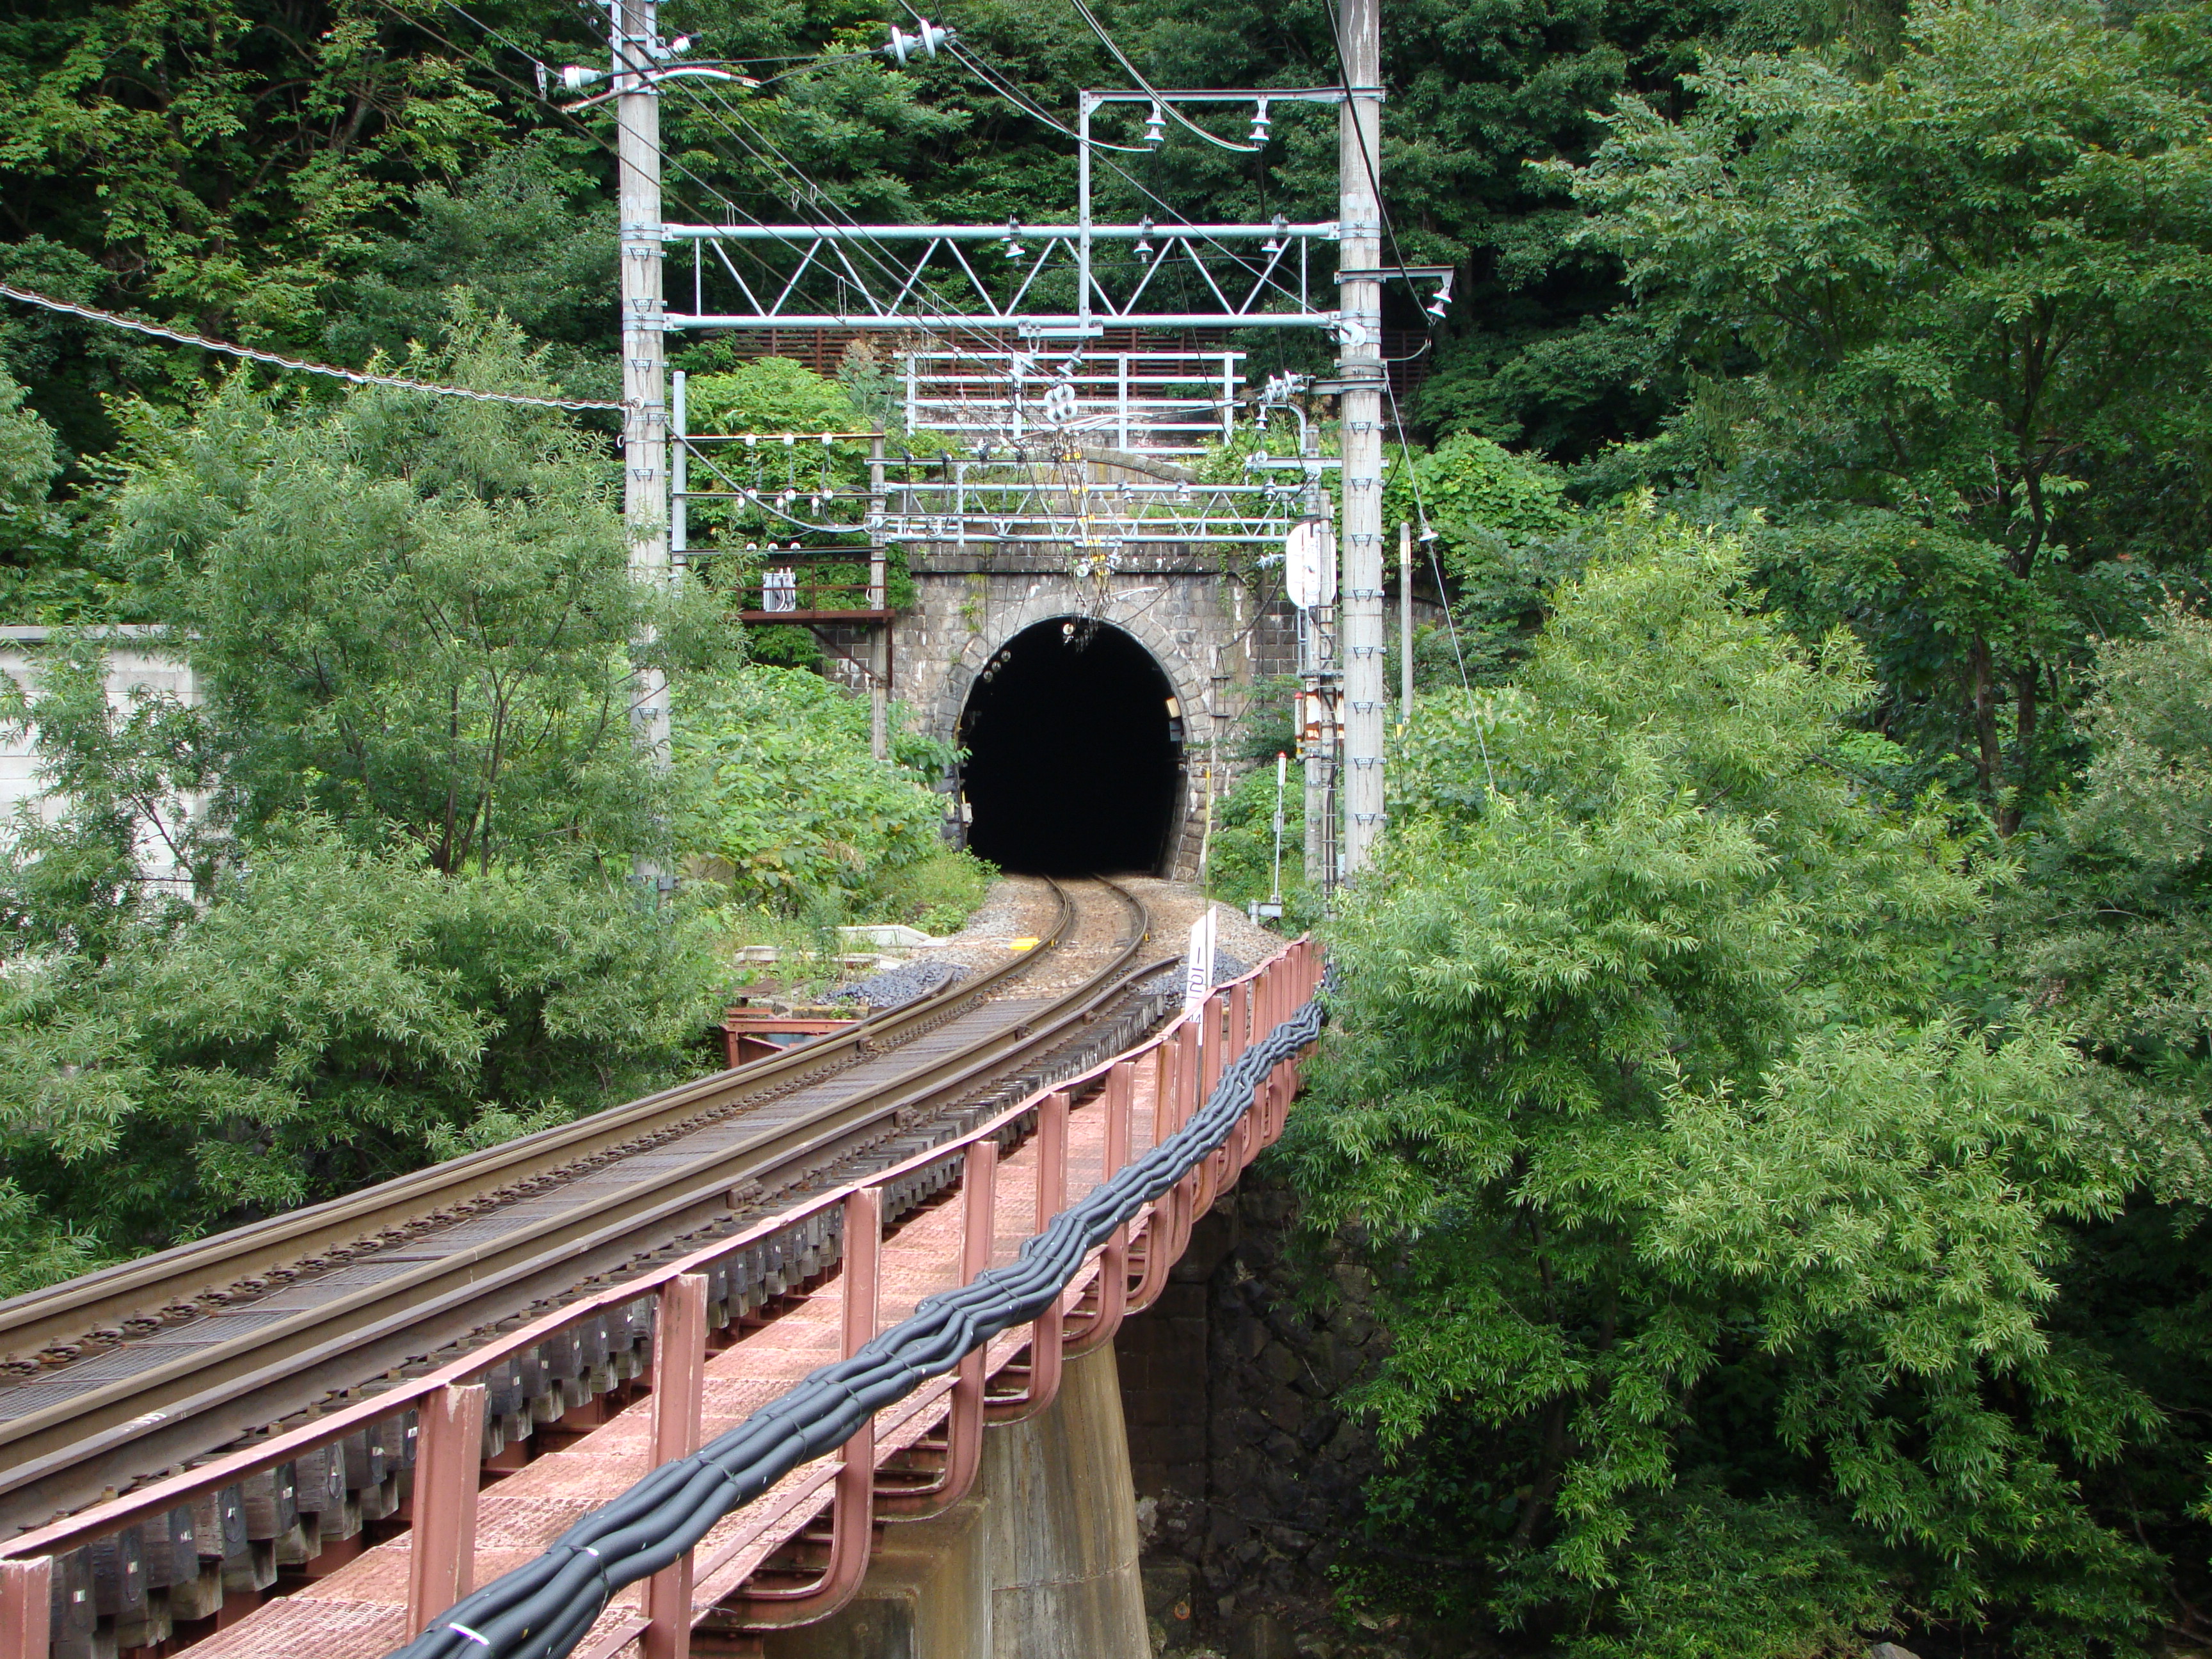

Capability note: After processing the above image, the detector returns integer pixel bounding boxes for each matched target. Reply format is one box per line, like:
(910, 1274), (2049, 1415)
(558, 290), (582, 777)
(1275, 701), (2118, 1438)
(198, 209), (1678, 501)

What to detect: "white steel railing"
(902, 350), (1244, 458)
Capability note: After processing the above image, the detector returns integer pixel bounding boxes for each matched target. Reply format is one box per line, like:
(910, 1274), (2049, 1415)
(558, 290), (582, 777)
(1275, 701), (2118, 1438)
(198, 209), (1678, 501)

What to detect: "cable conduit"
(387, 975), (1331, 1659)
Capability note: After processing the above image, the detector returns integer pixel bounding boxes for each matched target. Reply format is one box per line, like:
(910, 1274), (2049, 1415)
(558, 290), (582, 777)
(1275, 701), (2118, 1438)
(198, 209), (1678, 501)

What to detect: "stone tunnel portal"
(958, 618), (1183, 875)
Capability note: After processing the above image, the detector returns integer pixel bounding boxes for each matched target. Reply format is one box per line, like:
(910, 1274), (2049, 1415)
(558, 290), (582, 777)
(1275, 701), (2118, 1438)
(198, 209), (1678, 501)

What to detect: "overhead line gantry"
(594, 0), (1426, 888)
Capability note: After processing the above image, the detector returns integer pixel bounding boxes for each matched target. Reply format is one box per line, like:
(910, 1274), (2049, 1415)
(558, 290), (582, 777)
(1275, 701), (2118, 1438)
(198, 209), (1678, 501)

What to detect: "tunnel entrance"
(959, 619), (1182, 875)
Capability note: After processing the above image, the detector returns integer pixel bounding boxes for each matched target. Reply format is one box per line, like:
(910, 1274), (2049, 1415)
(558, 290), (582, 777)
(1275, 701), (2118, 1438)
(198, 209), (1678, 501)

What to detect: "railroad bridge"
(0, 885), (1329, 1659)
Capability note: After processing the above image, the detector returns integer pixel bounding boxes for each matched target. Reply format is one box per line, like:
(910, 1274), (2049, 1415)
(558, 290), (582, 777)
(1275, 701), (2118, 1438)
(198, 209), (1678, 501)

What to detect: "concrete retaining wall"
(764, 1343), (1148, 1659)
(0, 626), (200, 891)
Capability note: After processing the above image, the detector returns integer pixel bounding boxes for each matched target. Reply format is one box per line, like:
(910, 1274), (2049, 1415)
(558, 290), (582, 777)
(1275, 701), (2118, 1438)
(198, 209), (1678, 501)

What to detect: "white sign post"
(1284, 519), (1337, 612)
(1182, 907), (1218, 1016)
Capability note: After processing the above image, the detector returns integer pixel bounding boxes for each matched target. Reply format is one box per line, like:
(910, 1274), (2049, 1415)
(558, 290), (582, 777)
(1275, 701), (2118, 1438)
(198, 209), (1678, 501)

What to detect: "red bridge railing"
(0, 939), (1324, 1659)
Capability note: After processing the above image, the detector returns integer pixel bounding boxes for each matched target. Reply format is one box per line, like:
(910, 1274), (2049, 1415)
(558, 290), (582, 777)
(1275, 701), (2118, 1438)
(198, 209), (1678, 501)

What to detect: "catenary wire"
(372, 0), (796, 294)
(671, 81), (1032, 361)
(0, 283), (626, 410)
(419, 0), (1308, 531)
(942, 38), (1154, 152)
(1062, 0), (1258, 152)
(445, 0), (1302, 412)
(671, 69), (1305, 411)
(906, 6), (1317, 321)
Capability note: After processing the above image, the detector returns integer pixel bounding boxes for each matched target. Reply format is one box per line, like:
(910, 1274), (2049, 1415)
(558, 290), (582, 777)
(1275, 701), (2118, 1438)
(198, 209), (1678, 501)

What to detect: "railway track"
(0, 876), (1170, 1543)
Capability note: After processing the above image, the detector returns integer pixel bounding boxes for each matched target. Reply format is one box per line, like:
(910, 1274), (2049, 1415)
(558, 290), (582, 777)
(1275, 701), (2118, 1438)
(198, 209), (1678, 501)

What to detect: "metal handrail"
(0, 936), (1321, 1659)
(385, 943), (1326, 1659)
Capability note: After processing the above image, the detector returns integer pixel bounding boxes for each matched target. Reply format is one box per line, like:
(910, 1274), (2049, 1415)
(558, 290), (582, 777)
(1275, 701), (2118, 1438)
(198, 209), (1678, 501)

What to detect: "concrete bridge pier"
(762, 1344), (1147, 1659)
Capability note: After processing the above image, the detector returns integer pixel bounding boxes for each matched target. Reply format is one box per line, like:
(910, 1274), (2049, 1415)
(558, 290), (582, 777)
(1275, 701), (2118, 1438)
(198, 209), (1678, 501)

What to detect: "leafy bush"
(1203, 759), (1310, 926)
(1, 815), (728, 1257)
(683, 353), (867, 435)
(870, 845), (994, 936)
(1292, 507), (2160, 1654)
(671, 663), (957, 914)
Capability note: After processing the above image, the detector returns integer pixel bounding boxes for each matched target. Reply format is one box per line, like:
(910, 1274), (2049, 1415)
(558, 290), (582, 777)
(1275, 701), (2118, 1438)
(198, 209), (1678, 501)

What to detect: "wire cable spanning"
(385, 975), (1331, 1659)
(1063, 0), (1258, 152)
(0, 283), (625, 411)
(904, 4), (1313, 319)
(365, 0), (791, 300)
(943, 39), (1153, 152)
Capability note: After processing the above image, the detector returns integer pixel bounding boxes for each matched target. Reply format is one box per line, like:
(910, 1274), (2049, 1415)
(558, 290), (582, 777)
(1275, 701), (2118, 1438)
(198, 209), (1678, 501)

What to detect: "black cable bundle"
(386, 977), (1330, 1659)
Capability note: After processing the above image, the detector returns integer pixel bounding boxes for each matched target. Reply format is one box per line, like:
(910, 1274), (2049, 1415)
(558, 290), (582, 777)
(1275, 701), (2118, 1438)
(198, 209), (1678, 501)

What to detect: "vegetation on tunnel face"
(671, 659), (988, 931)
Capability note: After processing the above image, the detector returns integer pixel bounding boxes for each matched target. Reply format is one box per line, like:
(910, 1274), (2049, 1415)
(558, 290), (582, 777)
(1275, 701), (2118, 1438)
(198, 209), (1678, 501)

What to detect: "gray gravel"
(1137, 950), (1251, 1003)
(831, 959), (968, 1009)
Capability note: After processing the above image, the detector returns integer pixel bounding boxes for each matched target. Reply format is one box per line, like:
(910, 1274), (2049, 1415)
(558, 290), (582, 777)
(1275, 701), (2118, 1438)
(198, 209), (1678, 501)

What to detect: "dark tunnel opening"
(958, 619), (1182, 875)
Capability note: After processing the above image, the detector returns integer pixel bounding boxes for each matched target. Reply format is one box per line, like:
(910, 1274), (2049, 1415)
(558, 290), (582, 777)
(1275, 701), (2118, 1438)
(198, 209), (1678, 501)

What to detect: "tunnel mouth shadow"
(958, 618), (1182, 876)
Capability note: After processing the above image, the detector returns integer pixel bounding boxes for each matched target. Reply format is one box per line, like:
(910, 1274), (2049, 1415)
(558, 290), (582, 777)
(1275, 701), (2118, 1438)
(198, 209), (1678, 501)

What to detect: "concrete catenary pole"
(617, 0), (671, 776)
(1337, 0), (1387, 875)
(1399, 519), (1414, 712)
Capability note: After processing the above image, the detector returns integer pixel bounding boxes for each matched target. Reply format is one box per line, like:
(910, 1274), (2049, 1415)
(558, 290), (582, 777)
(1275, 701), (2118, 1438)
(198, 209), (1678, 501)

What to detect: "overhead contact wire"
(1062, 0), (1257, 152)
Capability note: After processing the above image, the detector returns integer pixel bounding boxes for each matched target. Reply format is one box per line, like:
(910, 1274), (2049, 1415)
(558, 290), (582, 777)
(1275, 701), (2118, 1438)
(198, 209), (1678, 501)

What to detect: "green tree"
(0, 311), (737, 1270)
(0, 362), (60, 577)
(1291, 509), (2160, 1653)
(1387, 429), (1587, 680)
(1567, 0), (2212, 826)
(671, 662), (955, 913)
(2000, 605), (2212, 1618)
(108, 305), (727, 872)
(0, 811), (727, 1257)
(2017, 602), (2212, 1114)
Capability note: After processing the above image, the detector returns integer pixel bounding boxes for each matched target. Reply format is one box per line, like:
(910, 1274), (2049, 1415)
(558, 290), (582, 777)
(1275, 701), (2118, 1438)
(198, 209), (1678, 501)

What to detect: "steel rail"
(0, 902), (1063, 1370)
(0, 879), (1162, 1533)
(392, 970), (1332, 1659)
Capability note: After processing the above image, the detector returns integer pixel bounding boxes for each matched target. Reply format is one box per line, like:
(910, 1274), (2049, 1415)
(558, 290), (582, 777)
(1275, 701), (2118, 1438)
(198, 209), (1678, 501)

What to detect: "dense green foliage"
(0, 322), (742, 1274)
(1293, 513), (2175, 1654)
(0, 811), (728, 1259)
(6, 0), (2212, 1653)
(673, 661), (975, 920)
(1567, 0), (2212, 827)
(0, 333), (983, 1285)
(108, 308), (728, 871)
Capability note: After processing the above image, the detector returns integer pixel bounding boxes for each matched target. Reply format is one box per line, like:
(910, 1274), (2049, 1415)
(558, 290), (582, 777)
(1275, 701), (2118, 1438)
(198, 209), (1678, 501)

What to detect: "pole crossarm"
(662, 221), (1342, 333)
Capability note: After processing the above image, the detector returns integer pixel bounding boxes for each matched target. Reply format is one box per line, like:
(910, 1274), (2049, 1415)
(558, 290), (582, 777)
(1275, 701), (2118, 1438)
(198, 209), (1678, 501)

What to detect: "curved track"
(0, 878), (1168, 1536)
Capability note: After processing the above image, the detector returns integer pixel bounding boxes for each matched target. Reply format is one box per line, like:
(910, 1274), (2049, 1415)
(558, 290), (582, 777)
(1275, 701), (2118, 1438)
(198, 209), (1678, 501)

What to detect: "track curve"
(0, 877), (1169, 1536)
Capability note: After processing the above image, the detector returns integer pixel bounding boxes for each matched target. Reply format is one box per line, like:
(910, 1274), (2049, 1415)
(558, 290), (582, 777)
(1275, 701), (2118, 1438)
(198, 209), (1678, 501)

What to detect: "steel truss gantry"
(665, 219), (1340, 335)
(665, 87), (1349, 338)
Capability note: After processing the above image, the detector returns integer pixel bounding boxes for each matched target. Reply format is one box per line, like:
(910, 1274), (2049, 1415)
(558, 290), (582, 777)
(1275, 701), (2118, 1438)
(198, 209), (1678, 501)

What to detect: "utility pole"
(1399, 519), (1414, 712)
(1337, 0), (1387, 876)
(616, 0), (671, 776)
(868, 431), (890, 762)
